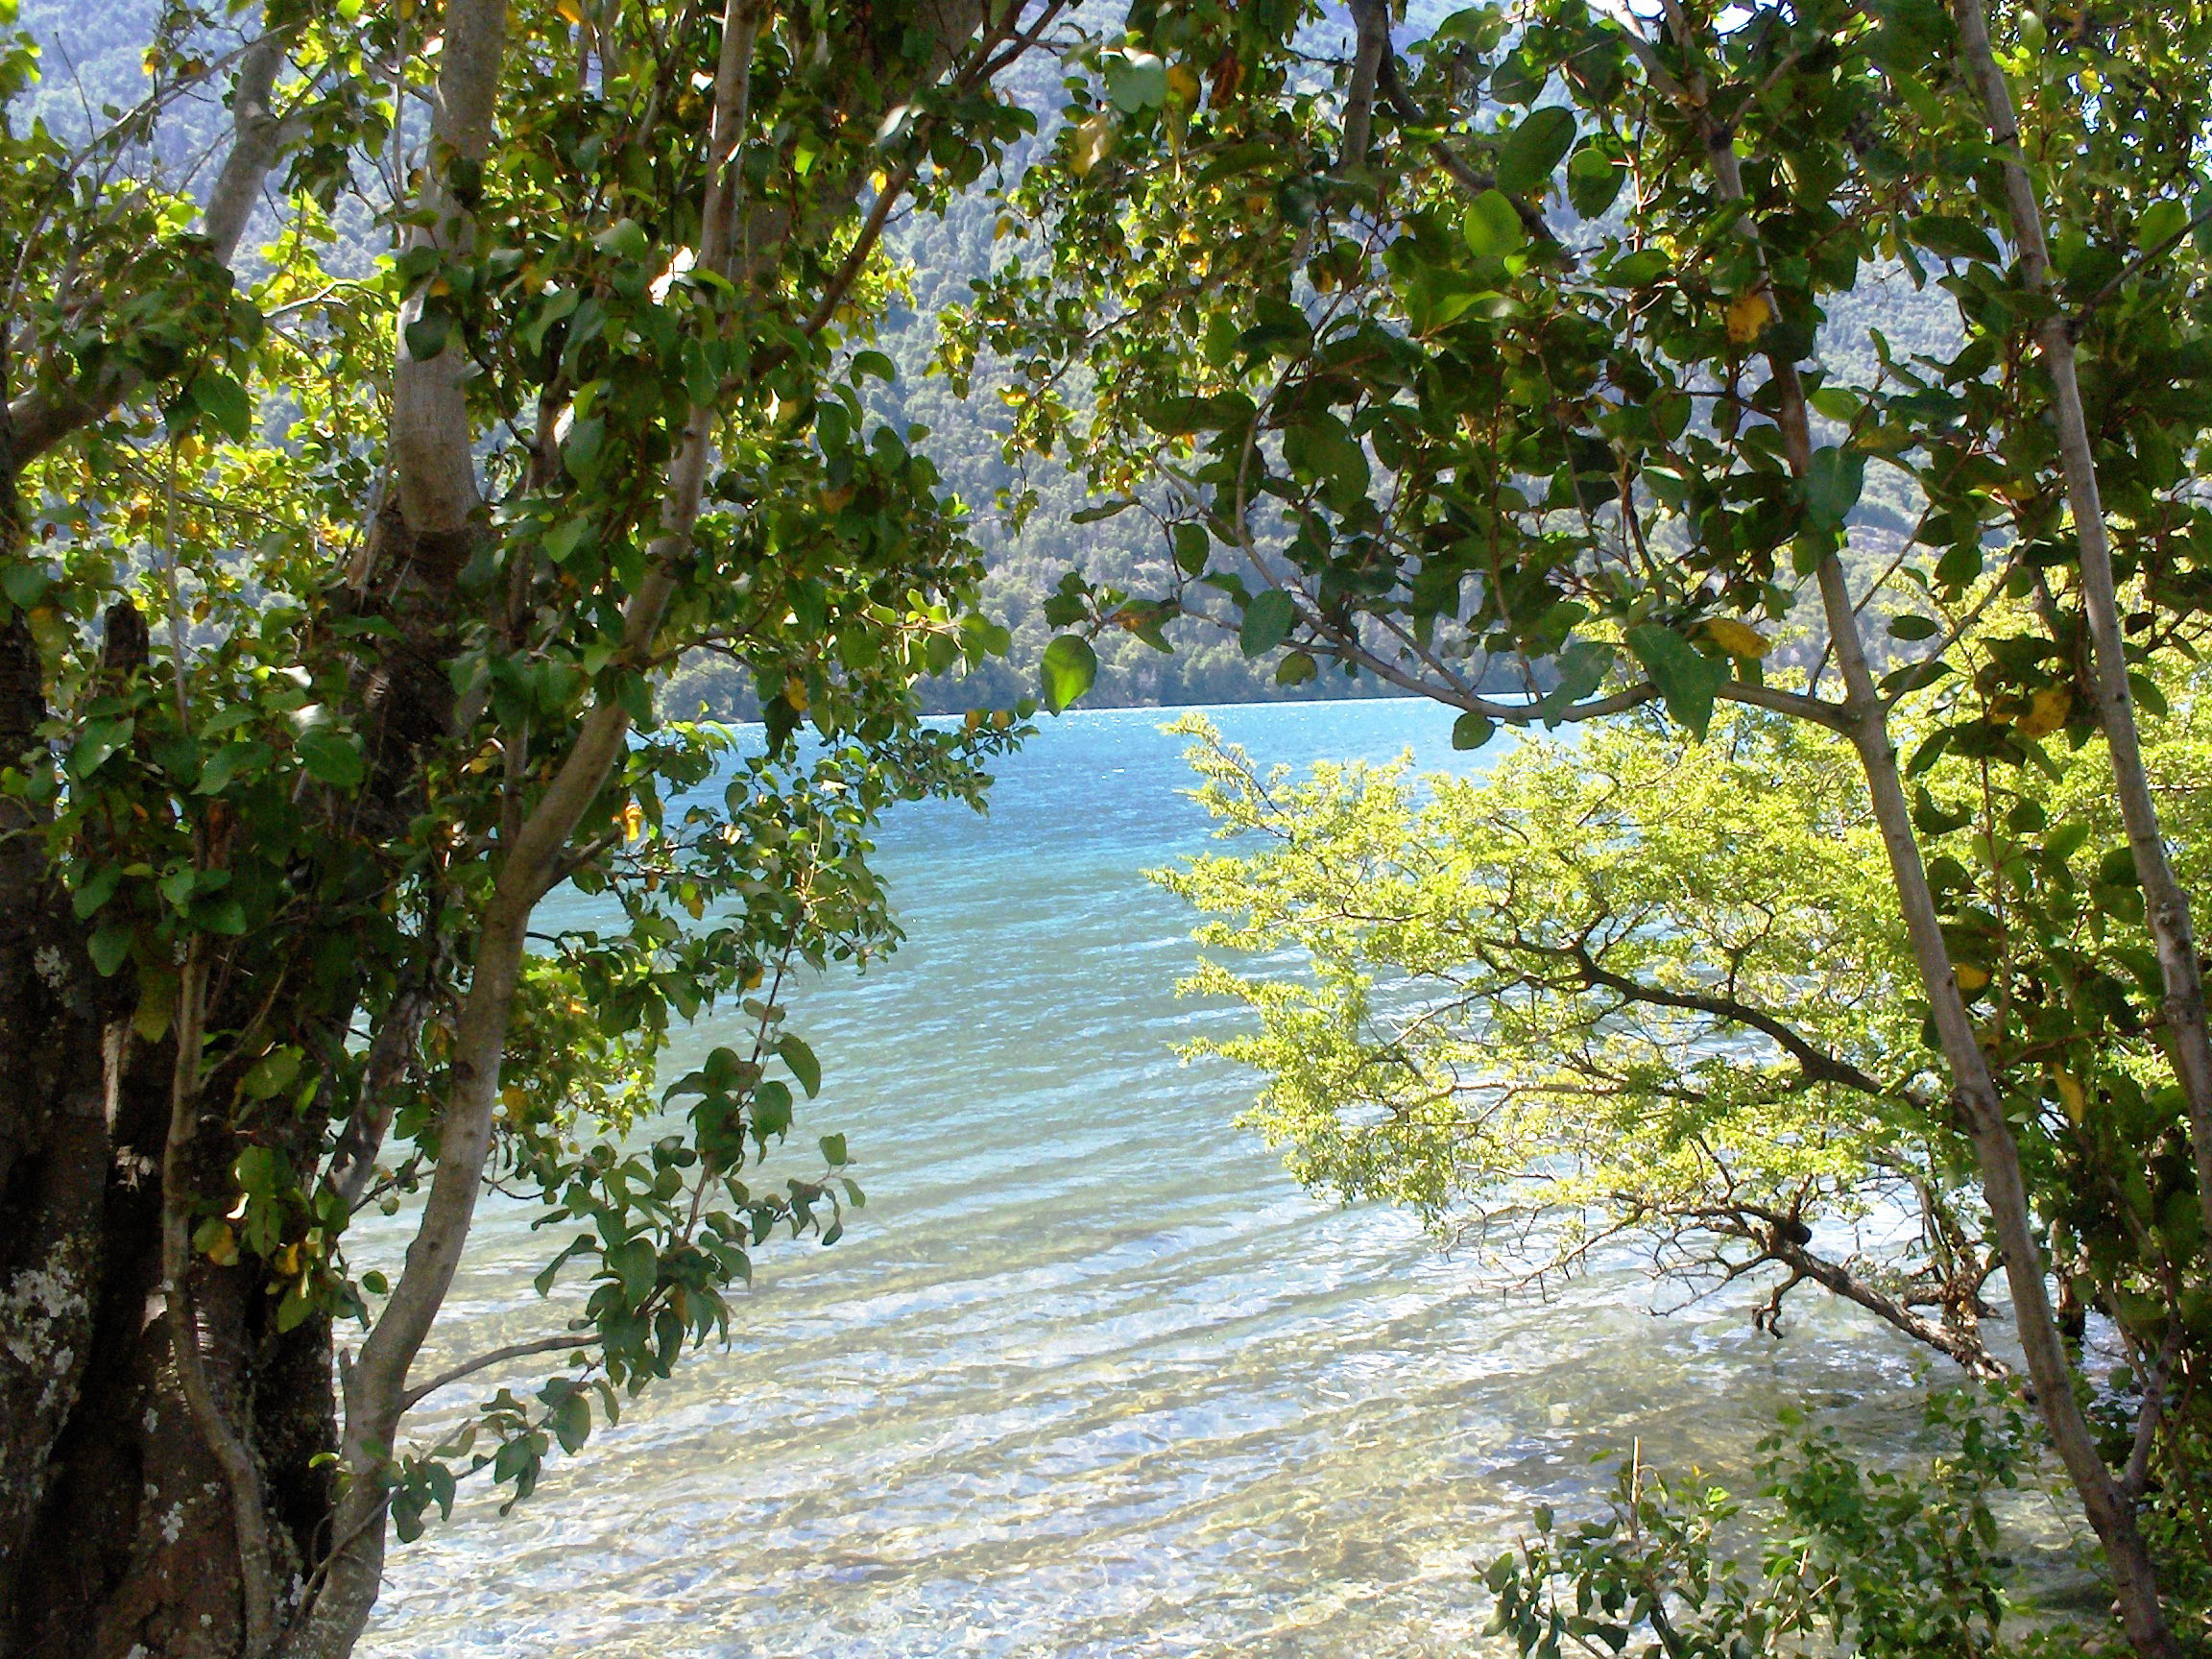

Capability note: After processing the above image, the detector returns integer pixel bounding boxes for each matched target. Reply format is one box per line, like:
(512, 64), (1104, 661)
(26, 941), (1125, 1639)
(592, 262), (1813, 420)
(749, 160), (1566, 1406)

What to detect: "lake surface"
(363, 698), (2029, 1659)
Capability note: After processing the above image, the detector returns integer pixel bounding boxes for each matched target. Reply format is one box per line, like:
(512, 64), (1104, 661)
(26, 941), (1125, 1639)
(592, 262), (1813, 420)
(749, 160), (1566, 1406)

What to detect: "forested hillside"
(18, 0), (1949, 714)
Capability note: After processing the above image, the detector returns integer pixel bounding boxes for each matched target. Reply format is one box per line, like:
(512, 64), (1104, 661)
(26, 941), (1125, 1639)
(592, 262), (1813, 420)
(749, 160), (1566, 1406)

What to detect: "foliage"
(1483, 1388), (2062, 1659)
(974, 0), (2212, 1646)
(1159, 672), (2212, 1375)
(0, 1), (1097, 1652)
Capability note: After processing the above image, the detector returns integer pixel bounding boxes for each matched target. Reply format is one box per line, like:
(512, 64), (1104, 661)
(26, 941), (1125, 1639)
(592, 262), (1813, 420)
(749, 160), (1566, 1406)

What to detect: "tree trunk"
(0, 1), (1013, 1652)
(1814, 556), (2178, 1659)
(1949, 0), (2212, 1248)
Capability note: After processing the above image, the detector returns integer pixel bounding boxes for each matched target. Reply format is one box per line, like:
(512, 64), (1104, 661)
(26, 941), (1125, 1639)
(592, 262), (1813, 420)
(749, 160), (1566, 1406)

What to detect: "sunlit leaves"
(1493, 105), (1575, 196)
(1041, 633), (1097, 711)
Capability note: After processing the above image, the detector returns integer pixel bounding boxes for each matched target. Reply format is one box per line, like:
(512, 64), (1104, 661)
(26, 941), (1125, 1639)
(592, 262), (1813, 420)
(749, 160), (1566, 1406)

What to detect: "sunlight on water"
(361, 700), (2056, 1658)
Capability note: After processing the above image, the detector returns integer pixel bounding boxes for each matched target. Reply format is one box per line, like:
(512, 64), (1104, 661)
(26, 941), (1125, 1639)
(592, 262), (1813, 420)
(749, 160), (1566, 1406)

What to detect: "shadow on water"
(361, 699), (2083, 1659)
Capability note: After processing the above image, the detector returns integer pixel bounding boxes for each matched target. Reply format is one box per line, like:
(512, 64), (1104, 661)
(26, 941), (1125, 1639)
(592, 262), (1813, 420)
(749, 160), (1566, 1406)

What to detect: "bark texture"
(0, 4), (1009, 1657)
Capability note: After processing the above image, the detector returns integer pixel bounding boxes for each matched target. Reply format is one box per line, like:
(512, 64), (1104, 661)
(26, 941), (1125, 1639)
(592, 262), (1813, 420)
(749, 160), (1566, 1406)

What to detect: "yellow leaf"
(2054, 1067), (2087, 1124)
(783, 675), (808, 712)
(554, 0), (584, 20)
(501, 1084), (530, 1113)
(274, 1242), (301, 1278)
(683, 890), (705, 922)
(202, 1223), (238, 1267)
(1070, 112), (1115, 178)
(1725, 291), (1769, 346)
(620, 802), (645, 842)
(1953, 962), (1990, 992)
(963, 709), (985, 733)
(2013, 685), (2071, 739)
(1698, 617), (1771, 660)
(1166, 63), (1201, 104)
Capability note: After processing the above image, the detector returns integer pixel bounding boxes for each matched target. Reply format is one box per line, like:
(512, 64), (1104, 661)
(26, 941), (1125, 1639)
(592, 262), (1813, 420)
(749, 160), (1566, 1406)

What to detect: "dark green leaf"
(297, 727), (365, 790)
(402, 311), (452, 363)
(1566, 146), (1624, 218)
(1239, 589), (1296, 657)
(191, 373), (253, 442)
(777, 1033), (822, 1098)
(1452, 711), (1496, 750)
(1624, 623), (1723, 739)
(88, 925), (132, 977)
(1802, 445), (1864, 530)
(1910, 214), (2001, 263)
(2, 563), (52, 607)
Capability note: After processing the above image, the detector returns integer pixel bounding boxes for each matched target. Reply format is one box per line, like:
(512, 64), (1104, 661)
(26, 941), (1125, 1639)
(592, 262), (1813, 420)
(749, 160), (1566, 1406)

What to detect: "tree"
(969, 0), (2212, 1648)
(0, 2), (1089, 1654)
(1160, 657), (2212, 1386)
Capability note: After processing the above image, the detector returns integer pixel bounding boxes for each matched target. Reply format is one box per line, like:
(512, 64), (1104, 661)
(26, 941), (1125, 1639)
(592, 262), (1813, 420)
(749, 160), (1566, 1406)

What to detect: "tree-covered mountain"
(16, 0), (1952, 718)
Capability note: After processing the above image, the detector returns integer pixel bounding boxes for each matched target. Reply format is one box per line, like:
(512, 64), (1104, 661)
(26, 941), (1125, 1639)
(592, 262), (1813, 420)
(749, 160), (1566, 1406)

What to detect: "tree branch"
(399, 1333), (590, 1412)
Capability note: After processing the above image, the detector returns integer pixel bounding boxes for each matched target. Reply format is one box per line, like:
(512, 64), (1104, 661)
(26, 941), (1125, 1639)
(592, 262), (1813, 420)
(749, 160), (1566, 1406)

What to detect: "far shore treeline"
(2, 2), (2210, 1658)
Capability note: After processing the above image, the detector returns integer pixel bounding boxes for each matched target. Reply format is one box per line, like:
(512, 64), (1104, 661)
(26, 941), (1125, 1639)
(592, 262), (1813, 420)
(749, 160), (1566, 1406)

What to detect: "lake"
(362, 697), (2015, 1658)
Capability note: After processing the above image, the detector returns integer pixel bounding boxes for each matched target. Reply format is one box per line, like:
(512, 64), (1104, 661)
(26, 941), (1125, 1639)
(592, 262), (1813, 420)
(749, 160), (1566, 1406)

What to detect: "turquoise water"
(363, 699), (1975, 1658)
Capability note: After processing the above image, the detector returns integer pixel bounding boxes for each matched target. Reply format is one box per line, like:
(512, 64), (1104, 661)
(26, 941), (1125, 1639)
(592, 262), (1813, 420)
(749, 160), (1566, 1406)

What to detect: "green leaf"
(1452, 711), (1496, 751)
(297, 727), (365, 790)
(69, 718), (132, 780)
(190, 373), (253, 442)
(1070, 499), (1135, 524)
(2046, 821), (2093, 862)
(1909, 214), (2001, 263)
(753, 1079), (794, 1140)
(1539, 638), (1613, 721)
(1239, 589), (1296, 657)
(71, 863), (121, 920)
(1495, 106), (1575, 196)
(1041, 634), (1097, 712)
(402, 310), (452, 363)
(88, 924), (133, 977)
(2138, 198), (2188, 253)
(195, 742), (255, 796)
(819, 1132), (849, 1167)
(551, 1390), (591, 1455)
(1887, 613), (1940, 641)
(1802, 445), (1864, 530)
(851, 349), (897, 383)
(2, 562), (52, 607)
(606, 1237), (658, 1307)
(542, 518), (589, 565)
(1566, 146), (1624, 218)
(777, 1033), (822, 1098)
(593, 216), (649, 259)
(275, 1280), (314, 1333)
(243, 1046), (302, 1101)
(1462, 189), (1526, 260)
(1104, 51), (1168, 113)
(1625, 623), (1723, 739)
(1171, 521), (1210, 575)
(1275, 650), (1317, 686)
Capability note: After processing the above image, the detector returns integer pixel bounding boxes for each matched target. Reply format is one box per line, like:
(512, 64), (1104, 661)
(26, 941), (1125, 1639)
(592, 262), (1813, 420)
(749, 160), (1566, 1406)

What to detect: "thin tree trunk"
(1632, 12), (2180, 1642)
(281, 6), (761, 1647)
(1950, 0), (2212, 1247)
(1815, 555), (2177, 1659)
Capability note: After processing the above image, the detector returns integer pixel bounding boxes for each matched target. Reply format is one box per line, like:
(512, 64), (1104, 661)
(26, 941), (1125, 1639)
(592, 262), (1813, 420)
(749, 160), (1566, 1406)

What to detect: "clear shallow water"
(363, 699), (2039, 1659)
